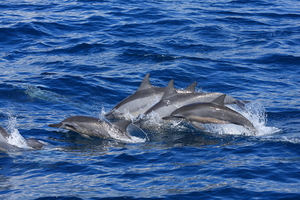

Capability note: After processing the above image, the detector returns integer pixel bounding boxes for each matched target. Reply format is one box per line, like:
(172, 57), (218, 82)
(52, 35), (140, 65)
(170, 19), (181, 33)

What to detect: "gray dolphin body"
(49, 116), (133, 141)
(144, 80), (249, 119)
(163, 95), (256, 134)
(0, 126), (45, 151)
(105, 73), (197, 120)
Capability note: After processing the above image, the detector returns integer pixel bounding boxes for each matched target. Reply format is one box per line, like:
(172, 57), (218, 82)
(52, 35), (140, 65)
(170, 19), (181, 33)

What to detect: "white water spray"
(6, 116), (29, 149)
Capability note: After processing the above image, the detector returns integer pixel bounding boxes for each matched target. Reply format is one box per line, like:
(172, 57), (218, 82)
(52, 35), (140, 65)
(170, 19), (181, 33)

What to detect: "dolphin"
(105, 73), (197, 120)
(162, 95), (256, 134)
(144, 80), (249, 119)
(49, 116), (134, 141)
(0, 126), (45, 151)
(0, 126), (17, 152)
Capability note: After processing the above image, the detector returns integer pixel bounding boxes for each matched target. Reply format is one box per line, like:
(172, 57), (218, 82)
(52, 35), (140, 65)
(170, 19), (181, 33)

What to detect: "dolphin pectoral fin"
(80, 134), (92, 139)
(191, 122), (205, 130)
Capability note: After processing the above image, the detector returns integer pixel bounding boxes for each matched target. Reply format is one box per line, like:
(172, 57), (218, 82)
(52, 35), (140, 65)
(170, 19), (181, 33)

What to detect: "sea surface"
(0, 0), (300, 199)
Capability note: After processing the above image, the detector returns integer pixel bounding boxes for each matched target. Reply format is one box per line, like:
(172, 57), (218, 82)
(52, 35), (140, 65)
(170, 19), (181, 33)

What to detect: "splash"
(6, 116), (29, 149)
(204, 102), (281, 136)
(99, 105), (108, 120)
(139, 101), (280, 136)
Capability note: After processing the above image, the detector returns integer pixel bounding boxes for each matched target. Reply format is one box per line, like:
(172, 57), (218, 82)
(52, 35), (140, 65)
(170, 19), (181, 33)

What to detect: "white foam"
(233, 102), (280, 136)
(260, 135), (300, 144)
(6, 117), (29, 149)
(208, 102), (281, 136)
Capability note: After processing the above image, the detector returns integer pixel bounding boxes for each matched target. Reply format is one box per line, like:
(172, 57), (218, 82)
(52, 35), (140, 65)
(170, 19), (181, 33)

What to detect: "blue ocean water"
(0, 0), (300, 199)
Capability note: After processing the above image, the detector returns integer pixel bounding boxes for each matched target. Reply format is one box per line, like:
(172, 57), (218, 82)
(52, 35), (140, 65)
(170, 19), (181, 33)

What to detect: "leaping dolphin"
(0, 126), (45, 151)
(49, 116), (134, 141)
(163, 95), (256, 134)
(105, 73), (197, 120)
(144, 80), (249, 119)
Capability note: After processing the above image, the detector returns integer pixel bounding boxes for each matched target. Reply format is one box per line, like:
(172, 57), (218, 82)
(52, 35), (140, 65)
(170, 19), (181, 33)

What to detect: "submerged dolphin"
(0, 126), (45, 151)
(49, 116), (134, 141)
(144, 80), (249, 119)
(163, 95), (256, 134)
(105, 73), (197, 120)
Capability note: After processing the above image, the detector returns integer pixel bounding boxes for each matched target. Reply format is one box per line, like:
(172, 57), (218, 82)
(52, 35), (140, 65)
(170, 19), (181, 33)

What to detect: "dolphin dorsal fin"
(211, 94), (226, 105)
(184, 82), (197, 93)
(113, 120), (132, 132)
(137, 73), (152, 91)
(161, 79), (177, 99)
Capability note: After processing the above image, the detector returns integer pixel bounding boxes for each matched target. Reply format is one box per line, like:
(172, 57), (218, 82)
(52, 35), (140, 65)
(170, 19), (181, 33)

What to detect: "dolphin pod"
(0, 73), (257, 152)
(47, 73), (256, 142)
(105, 73), (248, 120)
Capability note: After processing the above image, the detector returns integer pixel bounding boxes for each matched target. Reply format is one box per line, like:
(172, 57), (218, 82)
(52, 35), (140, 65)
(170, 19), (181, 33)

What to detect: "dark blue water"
(0, 0), (300, 199)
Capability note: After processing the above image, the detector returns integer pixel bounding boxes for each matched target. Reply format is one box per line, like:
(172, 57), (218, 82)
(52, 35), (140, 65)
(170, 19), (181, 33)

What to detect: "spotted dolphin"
(49, 116), (134, 141)
(163, 95), (256, 134)
(144, 80), (249, 119)
(105, 73), (197, 120)
(0, 126), (45, 151)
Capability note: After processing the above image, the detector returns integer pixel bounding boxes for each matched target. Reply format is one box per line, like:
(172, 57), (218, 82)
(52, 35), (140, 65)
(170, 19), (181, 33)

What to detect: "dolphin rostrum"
(0, 126), (45, 151)
(162, 95), (256, 134)
(49, 116), (134, 141)
(144, 80), (249, 119)
(105, 73), (197, 120)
